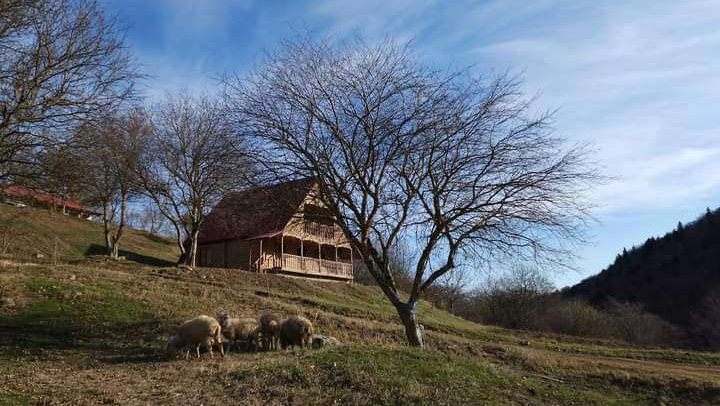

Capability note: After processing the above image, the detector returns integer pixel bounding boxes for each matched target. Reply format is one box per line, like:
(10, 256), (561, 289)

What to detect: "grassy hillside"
(0, 203), (178, 265)
(1, 261), (720, 405)
(1, 205), (719, 404)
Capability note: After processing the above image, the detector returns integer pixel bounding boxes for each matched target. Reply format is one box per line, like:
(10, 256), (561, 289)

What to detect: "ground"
(0, 206), (719, 405)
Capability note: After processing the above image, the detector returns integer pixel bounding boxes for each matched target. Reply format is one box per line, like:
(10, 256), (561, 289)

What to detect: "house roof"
(2, 185), (99, 215)
(198, 177), (316, 244)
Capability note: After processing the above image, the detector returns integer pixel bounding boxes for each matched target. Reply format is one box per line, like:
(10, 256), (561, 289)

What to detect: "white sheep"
(216, 313), (260, 352)
(279, 315), (314, 350)
(167, 315), (224, 360)
(258, 311), (282, 350)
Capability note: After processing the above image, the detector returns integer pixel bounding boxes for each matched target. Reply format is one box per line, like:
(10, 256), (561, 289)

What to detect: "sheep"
(167, 315), (225, 360)
(216, 313), (261, 352)
(279, 315), (314, 350)
(258, 311), (282, 350)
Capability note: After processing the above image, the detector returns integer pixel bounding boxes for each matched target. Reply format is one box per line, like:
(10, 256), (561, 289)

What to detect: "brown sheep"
(279, 315), (314, 350)
(216, 313), (260, 352)
(167, 315), (224, 360)
(258, 311), (282, 350)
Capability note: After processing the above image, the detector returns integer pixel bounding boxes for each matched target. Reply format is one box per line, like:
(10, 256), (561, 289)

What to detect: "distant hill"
(0, 203), (179, 266)
(567, 207), (720, 328)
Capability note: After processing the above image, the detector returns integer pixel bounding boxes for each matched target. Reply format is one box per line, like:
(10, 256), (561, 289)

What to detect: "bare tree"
(135, 201), (170, 236)
(34, 143), (85, 214)
(73, 109), (149, 259)
(225, 37), (598, 347)
(139, 94), (251, 267)
(433, 266), (473, 314)
(474, 265), (554, 329)
(0, 0), (141, 180)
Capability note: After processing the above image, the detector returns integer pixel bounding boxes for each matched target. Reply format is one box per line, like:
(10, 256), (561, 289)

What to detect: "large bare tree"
(139, 94), (251, 267)
(0, 0), (140, 180)
(225, 37), (598, 347)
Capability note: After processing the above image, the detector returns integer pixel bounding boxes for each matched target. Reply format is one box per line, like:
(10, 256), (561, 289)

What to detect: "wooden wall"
(199, 238), (251, 269)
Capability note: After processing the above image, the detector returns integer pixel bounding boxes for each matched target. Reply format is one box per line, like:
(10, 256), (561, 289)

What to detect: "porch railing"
(281, 253), (352, 279)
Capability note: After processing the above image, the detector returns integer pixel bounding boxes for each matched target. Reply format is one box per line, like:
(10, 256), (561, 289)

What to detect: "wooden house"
(197, 178), (354, 281)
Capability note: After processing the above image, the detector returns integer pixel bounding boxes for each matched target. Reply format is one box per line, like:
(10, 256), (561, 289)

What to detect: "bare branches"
(139, 93), (252, 267)
(0, 0), (141, 180)
(71, 108), (150, 259)
(224, 36), (600, 347)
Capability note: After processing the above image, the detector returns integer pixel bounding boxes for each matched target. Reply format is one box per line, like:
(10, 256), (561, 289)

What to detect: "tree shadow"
(83, 244), (176, 267)
(0, 310), (172, 364)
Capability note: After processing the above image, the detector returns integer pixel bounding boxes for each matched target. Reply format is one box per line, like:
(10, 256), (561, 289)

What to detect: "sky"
(102, 0), (720, 287)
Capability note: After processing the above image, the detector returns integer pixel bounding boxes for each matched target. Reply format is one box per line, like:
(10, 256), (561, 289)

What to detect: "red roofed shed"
(1, 185), (99, 219)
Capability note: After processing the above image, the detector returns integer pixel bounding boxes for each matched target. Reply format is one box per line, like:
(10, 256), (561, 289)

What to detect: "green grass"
(0, 392), (30, 406)
(0, 209), (718, 404)
(20, 277), (152, 326)
(0, 263), (718, 404)
(0, 276), (159, 359)
(0, 204), (178, 265)
(0, 393), (29, 406)
(229, 345), (649, 405)
(536, 339), (720, 366)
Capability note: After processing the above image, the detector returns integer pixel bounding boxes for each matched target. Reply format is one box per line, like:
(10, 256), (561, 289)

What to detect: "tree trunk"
(110, 194), (128, 260)
(102, 202), (113, 256)
(172, 222), (186, 265)
(111, 241), (120, 259)
(185, 228), (199, 268)
(396, 301), (424, 348)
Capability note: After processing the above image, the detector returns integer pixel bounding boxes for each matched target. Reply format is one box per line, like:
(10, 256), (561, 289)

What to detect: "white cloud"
(126, 0), (720, 212)
(308, 1), (720, 214)
(464, 1), (720, 212)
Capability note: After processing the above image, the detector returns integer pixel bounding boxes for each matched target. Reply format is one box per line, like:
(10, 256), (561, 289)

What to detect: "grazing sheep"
(258, 311), (282, 350)
(216, 313), (260, 352)
(279, 315), (314, 350)
(312, 334), (339, 349)
(167, 315), (224, 360)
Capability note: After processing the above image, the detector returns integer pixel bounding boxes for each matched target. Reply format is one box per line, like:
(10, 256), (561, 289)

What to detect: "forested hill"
(567, 207), (720, 327)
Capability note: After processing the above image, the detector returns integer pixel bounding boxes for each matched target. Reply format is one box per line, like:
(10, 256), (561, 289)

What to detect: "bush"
(535, 297), (611, 338)
(690, 291), (720, 350)
(455, 266), (684, 347)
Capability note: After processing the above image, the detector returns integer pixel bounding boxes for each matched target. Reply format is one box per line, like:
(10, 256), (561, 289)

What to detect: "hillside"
(567, 207), (720, 328)
(1, 261), (720, 405)
(0, 203), (179, 266)
(0, 205), (719, 404)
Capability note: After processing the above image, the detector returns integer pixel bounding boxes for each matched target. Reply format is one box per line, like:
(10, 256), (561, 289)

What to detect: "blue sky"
(103, 0), (720, 287)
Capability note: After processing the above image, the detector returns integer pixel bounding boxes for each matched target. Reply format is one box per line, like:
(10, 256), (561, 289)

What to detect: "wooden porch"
(251, 230), (354, 280)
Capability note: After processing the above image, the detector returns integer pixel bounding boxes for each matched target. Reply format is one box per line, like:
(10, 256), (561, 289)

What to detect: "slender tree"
(73, 109), (149, 259)
(139, 94), (251, 267)
(0, 0), (141, 180)
(225, 37), (598, 347)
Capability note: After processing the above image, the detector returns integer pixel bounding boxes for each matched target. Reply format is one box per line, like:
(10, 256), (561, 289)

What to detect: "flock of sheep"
(166, 311), (315, 360)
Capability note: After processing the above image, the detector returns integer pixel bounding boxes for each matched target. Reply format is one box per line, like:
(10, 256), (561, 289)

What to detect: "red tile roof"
(2, 185), (99, 215)
(198, 178), (316, 244)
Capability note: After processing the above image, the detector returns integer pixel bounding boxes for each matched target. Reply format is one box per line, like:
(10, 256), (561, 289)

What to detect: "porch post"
(350, 247), (353, 278)
(318, 243), (322, 274)
(280, 234), (284, 269)
(259, 239), (263, 273)
(248, 241), (252, 270)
